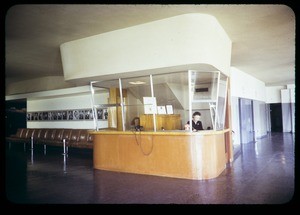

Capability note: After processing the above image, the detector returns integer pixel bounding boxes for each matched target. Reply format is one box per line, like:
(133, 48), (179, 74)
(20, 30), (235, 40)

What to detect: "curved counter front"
(90, 129), (232, 180)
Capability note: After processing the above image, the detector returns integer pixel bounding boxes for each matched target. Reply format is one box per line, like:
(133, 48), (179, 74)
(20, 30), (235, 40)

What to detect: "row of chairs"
(6, 128), (94, 153)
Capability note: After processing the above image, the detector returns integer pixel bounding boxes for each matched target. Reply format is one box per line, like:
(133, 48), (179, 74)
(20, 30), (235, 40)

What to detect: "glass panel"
(91, 70), (228, 132)
(151, 71), (188, 131)
(189, 71), (219, 131)
(120, 75), (152, 131)
(92, 80), (119, 130)
(152, 71), (188, 109)
(191, 71), (218, 102)
(215, 73), (228, 130)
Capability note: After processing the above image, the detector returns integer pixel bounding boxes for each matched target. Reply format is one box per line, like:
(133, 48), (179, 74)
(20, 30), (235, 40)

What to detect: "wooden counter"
(91, 129), (232, 180)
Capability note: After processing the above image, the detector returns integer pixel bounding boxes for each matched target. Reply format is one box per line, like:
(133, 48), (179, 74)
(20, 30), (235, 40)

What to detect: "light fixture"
(129, 81), (146, 85)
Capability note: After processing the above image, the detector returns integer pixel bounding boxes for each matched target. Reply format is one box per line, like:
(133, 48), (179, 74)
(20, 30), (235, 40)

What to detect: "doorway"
(270, 103), (283, 132)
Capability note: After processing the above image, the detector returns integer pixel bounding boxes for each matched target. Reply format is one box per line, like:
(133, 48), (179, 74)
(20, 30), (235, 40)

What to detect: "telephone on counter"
(134, 125), (143, 131)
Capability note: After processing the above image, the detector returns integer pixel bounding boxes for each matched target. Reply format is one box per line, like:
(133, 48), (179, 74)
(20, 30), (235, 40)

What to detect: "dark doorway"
(270, 103), (283, 132)
(5, 99), (27, 136)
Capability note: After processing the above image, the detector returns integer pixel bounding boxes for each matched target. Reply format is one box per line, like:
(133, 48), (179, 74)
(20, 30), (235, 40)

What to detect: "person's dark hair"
(131, 117), (140, 126)
(192, 111), (201, 117)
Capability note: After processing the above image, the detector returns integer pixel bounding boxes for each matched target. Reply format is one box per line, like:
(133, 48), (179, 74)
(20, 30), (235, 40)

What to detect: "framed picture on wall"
(67, 110), (73, 120)
(78, 110), (84, 120)
(43, 112), (48, 120)
(97, 109), (103, 119)
(85, 109), (93, 120)
(85, 109), (89, 119)
(166, 105), (174, 114)
(143, 97), (157, 114)
(27, 113), (31, 121)
(33, 112), (39, 120)
(27, 109), (100, 121)
(52, 111), (58, 120)
(62, 111), (67, 120)
(48, 112), (52, 120)
(73, 110), (79, 120)
(157, 106), (167, 114)
(38, 112), (43, 120)
(57, 111), (62, 120)
(103, 109), (108, 119)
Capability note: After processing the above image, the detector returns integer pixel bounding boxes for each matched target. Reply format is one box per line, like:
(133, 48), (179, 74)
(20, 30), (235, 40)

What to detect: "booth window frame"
(90, 70), (228, 132)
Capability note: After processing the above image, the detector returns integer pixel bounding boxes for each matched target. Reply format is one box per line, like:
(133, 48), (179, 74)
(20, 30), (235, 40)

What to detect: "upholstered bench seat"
(6, 128), (94, 150)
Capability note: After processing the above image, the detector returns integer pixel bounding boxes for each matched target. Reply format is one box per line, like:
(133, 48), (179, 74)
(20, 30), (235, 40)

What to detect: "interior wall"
(265, 86), (285, 104)
(230, 67), (268, 145)
(230, 67), (266, 102)
(27, 92), (109, 129)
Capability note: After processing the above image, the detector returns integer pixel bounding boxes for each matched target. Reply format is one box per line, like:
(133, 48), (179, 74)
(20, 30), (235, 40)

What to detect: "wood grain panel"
(140, 114), (182, 131)
(93, 130), (228, 180)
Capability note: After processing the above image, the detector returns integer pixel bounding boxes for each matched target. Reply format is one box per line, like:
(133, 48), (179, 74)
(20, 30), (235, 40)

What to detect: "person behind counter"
(184, 111), (204, 131)
(131, 117), (143, 131)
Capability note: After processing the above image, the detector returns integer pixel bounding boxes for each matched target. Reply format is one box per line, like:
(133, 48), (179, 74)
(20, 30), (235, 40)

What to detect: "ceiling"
(5, 4), (296, 96)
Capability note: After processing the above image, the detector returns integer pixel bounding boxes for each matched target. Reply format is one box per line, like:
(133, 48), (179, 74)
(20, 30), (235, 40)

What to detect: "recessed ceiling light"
(129, 81), (146, 85)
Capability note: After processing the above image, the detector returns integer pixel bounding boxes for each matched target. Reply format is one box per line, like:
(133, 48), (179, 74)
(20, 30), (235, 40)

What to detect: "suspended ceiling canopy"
(5, 4), (295, 96)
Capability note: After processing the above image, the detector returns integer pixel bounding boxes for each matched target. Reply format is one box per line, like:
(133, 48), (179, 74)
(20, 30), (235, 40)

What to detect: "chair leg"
(31, 137), (34, 150)
(62, 139), (67, 156)
(31, 149), (34, 164)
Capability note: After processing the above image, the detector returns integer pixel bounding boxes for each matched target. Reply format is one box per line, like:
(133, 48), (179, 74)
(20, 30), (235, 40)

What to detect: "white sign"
(157, 106), (166, 114)
(166, 105), (174, 114)
(143, 97), (157, 114)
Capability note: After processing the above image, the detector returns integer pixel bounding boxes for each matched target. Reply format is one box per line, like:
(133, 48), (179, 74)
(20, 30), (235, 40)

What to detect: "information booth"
(90, 70), (232, 180)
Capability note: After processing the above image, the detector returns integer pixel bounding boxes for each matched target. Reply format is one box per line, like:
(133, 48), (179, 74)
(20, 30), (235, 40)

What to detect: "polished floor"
(5, 132), (296, 205)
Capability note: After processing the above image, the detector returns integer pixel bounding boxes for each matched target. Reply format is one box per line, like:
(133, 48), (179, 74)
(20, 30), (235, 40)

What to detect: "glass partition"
(215, 73), (228, 130)
(151, 71), (188, 131)
(152, 71), (188, 110)
(188, 70), (227, 131)
(120, 75), (152, 131)
(90, 70), (228, 132)
(90, 79), (119, 131)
